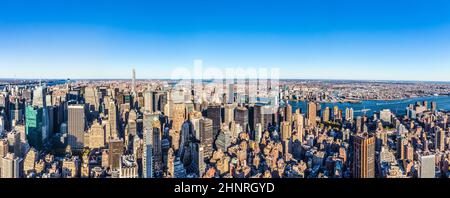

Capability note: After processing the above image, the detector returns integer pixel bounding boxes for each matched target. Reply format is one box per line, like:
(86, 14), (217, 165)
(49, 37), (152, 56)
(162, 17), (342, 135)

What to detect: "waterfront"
(290, 95), (450, 117)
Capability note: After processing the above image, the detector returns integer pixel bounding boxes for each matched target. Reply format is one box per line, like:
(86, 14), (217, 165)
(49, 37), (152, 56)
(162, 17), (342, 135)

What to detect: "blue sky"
(0, 0), (450, 80)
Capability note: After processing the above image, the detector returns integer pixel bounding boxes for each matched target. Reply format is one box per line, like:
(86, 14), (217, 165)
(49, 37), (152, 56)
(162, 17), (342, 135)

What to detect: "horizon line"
(1, 78), (450, 83)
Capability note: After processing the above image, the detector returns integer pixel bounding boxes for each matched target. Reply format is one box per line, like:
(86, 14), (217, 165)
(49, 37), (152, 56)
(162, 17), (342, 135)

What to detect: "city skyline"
(1, 0), (450, 80)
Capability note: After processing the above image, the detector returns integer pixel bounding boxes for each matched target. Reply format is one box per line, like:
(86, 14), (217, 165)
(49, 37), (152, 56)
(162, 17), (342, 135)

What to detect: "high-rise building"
(332, 106), (339, 120)
(419, 154), (435, 178)
(200, 118), (213, 159)
(84, 87), (100, 115)
(380, 109), (392, 124)
(108, 138), (124, 170)
(172, 103), (186, 132)
(206, 105), (222, 137)
(1, 153), (21, 178)
(85, 120), (106, 149)
(197, 144), (206, 178)
(215, 129), (232, 152)
(68, 104), (87, 150)
(32, 85), (46, 108)
(322, 107), (330, 122)
(25, 105), (43, 150)
(435, 127), (445, 152)
(224, 104), (235, 125)
(345, 107), (354, 121)
(0, 139), (8, 177)
(152, 118), (162, 176)
(430, 101), (437, 112)
(353, 133), (375, 178)
(23, 148), (38, 176)
(307, 102), (317, 128)
(280, 121), (292, 142)
(144, 90), (154, 113)
(294, 109), (304, 142)
(285, 103), (292, 123)
(143, 127), (154, 178)
(131, 68), (136, 94)
(0, 115), (4, 134)
(6, 131), (20, 157)
(253, 105), (263, 131)
(235, 106), (249, 132)
(109, 101), (119, 139)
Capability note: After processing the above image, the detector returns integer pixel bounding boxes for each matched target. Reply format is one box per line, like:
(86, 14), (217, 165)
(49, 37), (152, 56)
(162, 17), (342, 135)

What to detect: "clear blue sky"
(0, 0), (450, 81)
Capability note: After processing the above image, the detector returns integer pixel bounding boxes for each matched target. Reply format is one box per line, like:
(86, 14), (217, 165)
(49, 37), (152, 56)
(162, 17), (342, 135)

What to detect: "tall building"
(224, 104), (235, 125)
(353, 133), (375, 178)
(32, 85), (46, 108)
(25, 105), (43, 150)
(23, 148), (38, 176)
(152, 118), (162, 176)
(144, 90), (153, 112)
(253, 105), (263, 131)
(322, 107), (330, 122)
(307, 102), (317, 128)
(294, 109), (304, 142)
(200, 118), (213, 159)
(131, 68), (136, 94)
(235, 106), (249, 132)
(206, 105), (222, 137)
(109, 101), (119, 139)
(6, 131), (20, 157)
(197, 144), (206, 177)
(0, 139), (8, 177)
(285, 103), (292, 123)
(1, 153), (21, 178)
(109, 139), (124, 170)
(280, 121), (292, 142)
(143, 127), (154, 178)
(345, 107), (354, 121)
(419, 154), (435, 178)
(380, 109), (392, 124)
(172, 103), (186, 132)
(68, 104), (87, 150)
(430, 101), (437, 112)
(84, 87), (100, 115)
(435, 127), (445, 152)
(85, 120), (106, 149)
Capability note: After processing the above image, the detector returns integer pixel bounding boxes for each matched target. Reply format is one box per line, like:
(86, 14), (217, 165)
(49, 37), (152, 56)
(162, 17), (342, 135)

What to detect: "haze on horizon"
(1, 0), (450, 81)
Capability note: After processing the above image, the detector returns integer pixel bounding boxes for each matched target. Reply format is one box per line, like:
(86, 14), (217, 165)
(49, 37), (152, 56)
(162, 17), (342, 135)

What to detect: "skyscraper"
(419, 154), (435, 178)
(109, 138), (124, 170)
(200, 118), (213, 159)
(285, 103), (292, 123)
(307, 102), (317, 128)
(235, 106), (249, 132)
(131, 68), (136, 95)
(353, 133), (375, 178)
(434, 127), (445, 152)
(109, 101), (119, 139)
(143, 126), (154, 178)
(224, 104), (235, 125)
(172, 103), (186, 132)
(345, 107), (354, 121)
(84, 86), (100, 115)
(68, 104), (87, 150)
(144, 89), (154, 113)
(206, 105), (222, 137)
(25, 105), (43, 150)
(322, 107), (330, 122)
(430, 101), (437, 112)
(1, 153), (21, 178)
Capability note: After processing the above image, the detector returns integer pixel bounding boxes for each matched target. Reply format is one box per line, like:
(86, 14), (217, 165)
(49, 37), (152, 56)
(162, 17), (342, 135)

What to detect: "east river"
(289, 95), (450, 117)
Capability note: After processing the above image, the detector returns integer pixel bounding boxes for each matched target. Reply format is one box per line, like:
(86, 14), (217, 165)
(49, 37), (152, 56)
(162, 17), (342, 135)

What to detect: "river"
(289, 95), (450, 117)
